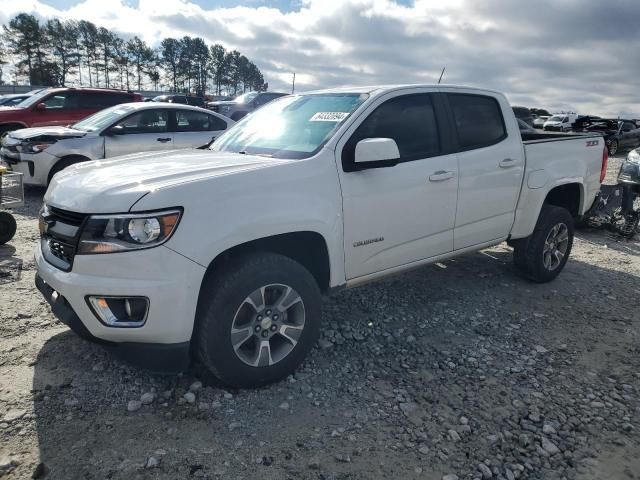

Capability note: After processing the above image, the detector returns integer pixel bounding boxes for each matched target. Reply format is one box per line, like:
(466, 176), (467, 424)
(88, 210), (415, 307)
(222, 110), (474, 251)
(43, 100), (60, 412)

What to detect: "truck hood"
(45, 149), (288, 213)
(6, 126), (87, 142)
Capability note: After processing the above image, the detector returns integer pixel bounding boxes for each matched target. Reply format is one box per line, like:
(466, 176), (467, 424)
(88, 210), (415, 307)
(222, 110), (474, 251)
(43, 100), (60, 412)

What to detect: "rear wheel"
(195, 252), (322, 388)
(607, 139), (619, 156)
(513, 205), (574, 283)
(0, 212), (17, 245)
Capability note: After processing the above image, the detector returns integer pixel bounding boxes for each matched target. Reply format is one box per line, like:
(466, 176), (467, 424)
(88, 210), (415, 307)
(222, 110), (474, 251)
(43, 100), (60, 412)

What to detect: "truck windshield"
(212, 93), (368, 159)
(72, 105), (137, 132)
(234, 92), (259, 104)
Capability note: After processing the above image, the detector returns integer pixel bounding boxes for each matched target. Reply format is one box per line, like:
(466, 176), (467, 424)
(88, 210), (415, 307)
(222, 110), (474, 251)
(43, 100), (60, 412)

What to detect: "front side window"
(449, 94), (506, 150)
(343, 93), (441, 169)
(118, 109), (168, 134)
(42, 92), (78, 110)
(213, 93), (368, 159)
(175, 110), (226, 132)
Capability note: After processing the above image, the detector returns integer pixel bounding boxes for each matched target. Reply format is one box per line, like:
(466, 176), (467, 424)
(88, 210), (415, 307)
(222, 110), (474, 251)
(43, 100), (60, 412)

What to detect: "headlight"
(19, 140), (57, 153)
(627, 149), (640, 164)
(77, 209), (182, 254)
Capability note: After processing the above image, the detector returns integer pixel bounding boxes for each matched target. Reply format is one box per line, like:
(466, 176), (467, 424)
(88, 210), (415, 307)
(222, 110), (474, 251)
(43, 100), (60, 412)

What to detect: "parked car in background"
(1, 103), (233, 186)
(533, 115), (549, 129)
(208, 91), (288, 121)
(152, 94), (206, 108)
(512, 106), (534, 126)
(543, 114), (577, 132)
(575, 118), (640, 155)
(517, 118), (537, 135)
(0, 93), (33, 107)
(35, 84), (606, 387)
(0, 87), (142, 136)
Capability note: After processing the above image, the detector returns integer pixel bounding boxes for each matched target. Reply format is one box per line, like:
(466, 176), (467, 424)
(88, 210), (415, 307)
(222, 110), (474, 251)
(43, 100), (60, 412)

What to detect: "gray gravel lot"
(0, 155), (638, 480)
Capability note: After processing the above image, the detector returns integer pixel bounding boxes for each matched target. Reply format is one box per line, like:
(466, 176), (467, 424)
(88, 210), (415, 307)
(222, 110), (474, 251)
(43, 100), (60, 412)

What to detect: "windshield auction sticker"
(309, 112), (349, 122)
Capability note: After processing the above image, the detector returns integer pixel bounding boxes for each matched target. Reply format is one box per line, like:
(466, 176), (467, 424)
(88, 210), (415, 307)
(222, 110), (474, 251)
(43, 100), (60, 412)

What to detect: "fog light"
(87, 296), (149, 327)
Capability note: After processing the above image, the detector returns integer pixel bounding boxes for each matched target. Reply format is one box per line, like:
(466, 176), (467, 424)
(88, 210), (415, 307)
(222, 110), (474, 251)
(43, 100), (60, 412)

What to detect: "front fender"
(130, 152), (347, 288)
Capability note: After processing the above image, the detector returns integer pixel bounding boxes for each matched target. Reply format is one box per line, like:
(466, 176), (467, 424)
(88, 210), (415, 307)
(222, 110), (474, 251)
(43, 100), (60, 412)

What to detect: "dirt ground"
(0, 155), (638, 480)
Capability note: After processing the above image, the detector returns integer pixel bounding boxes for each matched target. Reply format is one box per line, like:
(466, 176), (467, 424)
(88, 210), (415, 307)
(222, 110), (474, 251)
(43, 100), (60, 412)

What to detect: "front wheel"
(0, 211), (17, 245)
(195, 252), (322, 388)
(513, 205), (574, 283)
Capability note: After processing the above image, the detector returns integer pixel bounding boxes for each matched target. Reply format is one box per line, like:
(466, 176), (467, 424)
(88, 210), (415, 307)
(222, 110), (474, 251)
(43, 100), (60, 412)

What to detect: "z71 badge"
(585, 140), (599, 147)
(353, 237), (384, 248)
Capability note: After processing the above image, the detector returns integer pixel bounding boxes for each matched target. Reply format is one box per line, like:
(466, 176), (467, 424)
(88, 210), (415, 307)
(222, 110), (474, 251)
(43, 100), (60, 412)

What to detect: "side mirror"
(353, 138), (400, 169)
(35, 103), (47, 111)
(107, 125), (125, 136)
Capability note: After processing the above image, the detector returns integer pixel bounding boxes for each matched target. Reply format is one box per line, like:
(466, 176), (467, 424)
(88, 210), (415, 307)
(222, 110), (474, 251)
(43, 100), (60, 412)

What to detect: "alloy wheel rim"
(230, 284), (305, 367)
(609, 141), (618, 155)
(542, 222), (569, 271)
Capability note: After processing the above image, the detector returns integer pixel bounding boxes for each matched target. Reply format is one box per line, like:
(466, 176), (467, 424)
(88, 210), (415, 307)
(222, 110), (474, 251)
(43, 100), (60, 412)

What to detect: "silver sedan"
(1, 102), (234, 186)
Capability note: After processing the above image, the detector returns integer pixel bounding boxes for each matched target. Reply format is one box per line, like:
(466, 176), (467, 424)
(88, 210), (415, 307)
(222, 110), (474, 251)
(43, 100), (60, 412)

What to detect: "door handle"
(428, 170), (456, 182)
(499, 158), (518, 168)
(157, 137), (172, 143)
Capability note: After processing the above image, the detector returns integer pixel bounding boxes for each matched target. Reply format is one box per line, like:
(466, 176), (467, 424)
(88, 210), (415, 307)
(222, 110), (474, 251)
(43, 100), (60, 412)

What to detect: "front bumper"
(6, 150), (57, 186)
(35, 274), (191, 371)
(35, 240), (207, 355)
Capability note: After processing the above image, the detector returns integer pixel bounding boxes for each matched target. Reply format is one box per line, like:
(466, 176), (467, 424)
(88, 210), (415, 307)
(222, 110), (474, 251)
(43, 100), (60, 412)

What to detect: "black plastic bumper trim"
(35, 274), (191, 373)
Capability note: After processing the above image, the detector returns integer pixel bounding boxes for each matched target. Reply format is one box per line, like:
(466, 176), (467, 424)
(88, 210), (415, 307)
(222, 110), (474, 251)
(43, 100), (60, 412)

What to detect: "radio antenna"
(438, 67), (446, 84)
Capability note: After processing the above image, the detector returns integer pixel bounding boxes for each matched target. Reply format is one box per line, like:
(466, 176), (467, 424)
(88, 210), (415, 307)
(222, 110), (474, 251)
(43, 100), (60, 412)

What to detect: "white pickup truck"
(35, 85), (607, 387)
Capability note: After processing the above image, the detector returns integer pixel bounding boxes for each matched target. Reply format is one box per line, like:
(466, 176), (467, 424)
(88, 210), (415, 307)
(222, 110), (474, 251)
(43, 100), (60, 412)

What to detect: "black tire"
(195, 252), (322, 388)
(0, 211), (17, 245)
(607, 139), (619, 156)
(230, 112), (247, 121)
(47, 156), (88, 185)
(513, 205), (574, 283)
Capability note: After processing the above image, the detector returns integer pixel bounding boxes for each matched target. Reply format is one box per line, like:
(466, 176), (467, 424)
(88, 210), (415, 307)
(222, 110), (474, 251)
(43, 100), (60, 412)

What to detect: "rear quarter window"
(449, 93), (507, 151)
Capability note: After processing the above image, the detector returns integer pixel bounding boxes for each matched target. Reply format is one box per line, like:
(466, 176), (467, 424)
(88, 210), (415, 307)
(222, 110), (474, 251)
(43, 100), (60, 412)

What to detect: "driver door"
(104, 109), (173, 158)
(336, 89), (458, 280)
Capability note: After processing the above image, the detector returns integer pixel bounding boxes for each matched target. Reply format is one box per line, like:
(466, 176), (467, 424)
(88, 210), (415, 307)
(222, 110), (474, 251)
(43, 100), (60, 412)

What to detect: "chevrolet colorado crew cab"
(35, 85), (607, 387)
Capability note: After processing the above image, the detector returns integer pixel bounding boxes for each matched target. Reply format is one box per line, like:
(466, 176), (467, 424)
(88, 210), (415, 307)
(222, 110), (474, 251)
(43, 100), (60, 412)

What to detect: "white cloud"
(0, 0), (638, 116)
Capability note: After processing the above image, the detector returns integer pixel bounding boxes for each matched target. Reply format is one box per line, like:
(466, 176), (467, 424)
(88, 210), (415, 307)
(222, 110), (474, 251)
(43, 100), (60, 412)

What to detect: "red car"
(0, 87), (143, 135)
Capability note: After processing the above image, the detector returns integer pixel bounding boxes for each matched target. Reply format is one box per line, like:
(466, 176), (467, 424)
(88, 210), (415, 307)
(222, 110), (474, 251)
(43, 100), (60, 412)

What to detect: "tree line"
(0, 13), (267, 96)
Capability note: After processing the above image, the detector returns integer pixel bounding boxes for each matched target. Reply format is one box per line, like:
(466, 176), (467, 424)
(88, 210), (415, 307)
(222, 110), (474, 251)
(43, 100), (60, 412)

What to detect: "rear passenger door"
(442, 90), (524, 250)
(104, 109), (172, 157)
(171, 109), (230, 149)
(337, 89), (459, 279)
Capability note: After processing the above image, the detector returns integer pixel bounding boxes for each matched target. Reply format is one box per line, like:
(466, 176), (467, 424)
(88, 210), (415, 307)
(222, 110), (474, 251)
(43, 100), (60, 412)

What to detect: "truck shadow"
(28, 246), (639, 478)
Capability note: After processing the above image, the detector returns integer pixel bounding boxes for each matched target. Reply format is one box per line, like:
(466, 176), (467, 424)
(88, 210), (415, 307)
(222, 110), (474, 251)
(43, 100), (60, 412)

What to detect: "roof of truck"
(303, 84), (503, 97)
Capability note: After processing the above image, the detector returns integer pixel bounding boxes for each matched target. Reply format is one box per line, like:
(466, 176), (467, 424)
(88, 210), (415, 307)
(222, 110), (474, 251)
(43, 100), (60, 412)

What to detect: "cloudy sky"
(0, 0), (638, 116)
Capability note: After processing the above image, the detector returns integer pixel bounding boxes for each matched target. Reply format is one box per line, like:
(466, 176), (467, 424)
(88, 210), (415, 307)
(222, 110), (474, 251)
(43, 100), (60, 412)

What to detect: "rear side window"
(449, 94), (506, 150)
(80, 92), (133, 109)
(175, 110), (227, 132)
(343, 93), (441, 168)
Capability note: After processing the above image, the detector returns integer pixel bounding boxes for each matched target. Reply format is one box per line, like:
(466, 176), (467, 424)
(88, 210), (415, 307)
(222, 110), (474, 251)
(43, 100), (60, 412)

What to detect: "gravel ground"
(0, 155), (639, 480)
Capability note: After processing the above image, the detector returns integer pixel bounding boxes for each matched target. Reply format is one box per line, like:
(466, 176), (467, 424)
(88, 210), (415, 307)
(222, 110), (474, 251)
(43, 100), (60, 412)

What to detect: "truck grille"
(49, 206), (86, 226)
(41, 206), (87, 271)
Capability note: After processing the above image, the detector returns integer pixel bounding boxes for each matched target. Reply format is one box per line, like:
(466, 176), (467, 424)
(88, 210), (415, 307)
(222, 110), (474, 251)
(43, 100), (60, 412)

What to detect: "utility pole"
(292, 72), (296, 94)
